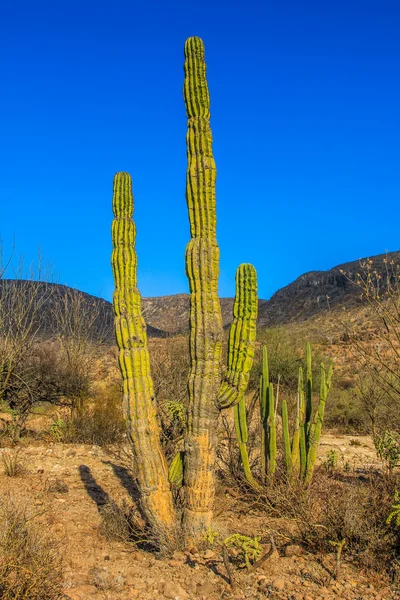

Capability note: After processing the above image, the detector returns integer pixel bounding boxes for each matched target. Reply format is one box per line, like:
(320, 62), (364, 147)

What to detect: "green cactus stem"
(111, 172), (176, 537)
(304, 359), (333, 484)
(305, 341), (313, 444)
(267, 382), (277, 477)
(259, 346), (268, 483)
(291, 366), (304, 476)
(282, 398), (292, 477)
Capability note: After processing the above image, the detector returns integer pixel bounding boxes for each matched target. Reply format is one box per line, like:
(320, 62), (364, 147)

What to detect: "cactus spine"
(183, 37), (258, 536)
(111, 172), (176, 537)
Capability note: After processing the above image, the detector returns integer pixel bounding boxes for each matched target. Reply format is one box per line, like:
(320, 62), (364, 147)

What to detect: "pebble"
(203, 548), (216, 559)
(162, 581), (189, 599)
(63, 585), (98, 599)
(197, 580), (216, 597)
(272, 578), (285, 590)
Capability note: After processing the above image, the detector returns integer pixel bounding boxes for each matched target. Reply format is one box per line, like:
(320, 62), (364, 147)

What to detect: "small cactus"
(235, 341), (332, 486)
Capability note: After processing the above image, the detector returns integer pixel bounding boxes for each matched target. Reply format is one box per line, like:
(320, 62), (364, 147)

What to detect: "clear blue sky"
(1, 0), (399, 301)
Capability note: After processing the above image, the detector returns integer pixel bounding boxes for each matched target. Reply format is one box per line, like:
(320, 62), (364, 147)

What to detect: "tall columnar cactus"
(111, 172), (176, 538)
(182, 37), (258, 536)
(112, 38), (258, 542)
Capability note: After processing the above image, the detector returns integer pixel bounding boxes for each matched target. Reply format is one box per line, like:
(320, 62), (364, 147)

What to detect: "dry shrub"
(149, 336), (189, 457)
(0, 495), (63, 599)
(1, 447), (25, 477)
(262, 468), (400, 573)
(99, 499), (179, 554)
(99, 500), (142, 543)
(58, 383), (125, 445)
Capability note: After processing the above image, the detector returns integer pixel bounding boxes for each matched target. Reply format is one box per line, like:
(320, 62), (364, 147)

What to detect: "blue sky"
(1, 0), (399, 301)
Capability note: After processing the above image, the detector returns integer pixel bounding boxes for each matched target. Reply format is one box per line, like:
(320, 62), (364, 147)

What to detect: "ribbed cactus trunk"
(111, 172), (177, 540)
(182, 37), (224, 537)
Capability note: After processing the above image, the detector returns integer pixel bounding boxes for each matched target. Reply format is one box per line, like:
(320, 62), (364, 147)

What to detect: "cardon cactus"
(111, 37), (258, 543)
(111, 172), (176, 537)
(182, 37), (258, 536)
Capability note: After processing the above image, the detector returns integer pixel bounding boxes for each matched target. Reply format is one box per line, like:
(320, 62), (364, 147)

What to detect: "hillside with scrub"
(1, 36), (399, 600)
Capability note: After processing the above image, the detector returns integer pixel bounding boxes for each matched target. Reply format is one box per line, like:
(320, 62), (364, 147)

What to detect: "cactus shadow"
(102, 461), (140, 501)
(185, 556), (230, 585)
(78, 465), (110, 509)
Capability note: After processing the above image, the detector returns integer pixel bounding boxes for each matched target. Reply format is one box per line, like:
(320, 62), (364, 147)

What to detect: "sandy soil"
(0, 432), (398, 600)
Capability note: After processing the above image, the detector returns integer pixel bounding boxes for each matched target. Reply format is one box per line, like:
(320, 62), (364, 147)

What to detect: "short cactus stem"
(267, 382), (277, 477)
(282, 398), (292, 477)
(304, 360), (333, 484)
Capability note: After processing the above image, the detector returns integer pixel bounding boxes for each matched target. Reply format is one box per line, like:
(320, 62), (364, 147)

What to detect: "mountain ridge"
(1, 250), (398, 339)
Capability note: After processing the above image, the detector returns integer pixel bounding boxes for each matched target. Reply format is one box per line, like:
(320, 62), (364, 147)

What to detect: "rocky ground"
(1, 433), (398, 599)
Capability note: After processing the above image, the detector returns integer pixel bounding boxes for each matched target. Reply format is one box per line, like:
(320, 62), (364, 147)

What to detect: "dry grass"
(1, 447), (25, 477)
(0, 495), (63, 599)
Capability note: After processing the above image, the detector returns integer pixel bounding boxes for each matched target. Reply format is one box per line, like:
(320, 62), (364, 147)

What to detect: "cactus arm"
(111, 172), (176, 536)
(282, 398), (292, 477)
(182, 37), (224, 537)
(304, 361), (333, 484)
(218, 264), (258, 409)
(267, 382), (277, 476)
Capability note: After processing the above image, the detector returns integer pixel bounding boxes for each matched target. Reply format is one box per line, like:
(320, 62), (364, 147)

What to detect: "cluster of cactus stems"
(111, 37), (258, 542)
(237, 342), (333, 487)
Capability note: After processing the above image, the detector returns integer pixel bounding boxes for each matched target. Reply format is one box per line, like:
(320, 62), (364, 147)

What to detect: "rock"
(168, 559), (182, 567)
(132, 551), (146, 562)
(47, 478), (69, 493)
(66, 449), (76, 458)
(133, 580), (147, 590)
(272, 578), (285, 590)
(197, 581), (216, 597)
(64, 585), (98, 599)
(189, 546), (198, 555)
(203, 548), (216, 559)
(162, 581), (189, 599)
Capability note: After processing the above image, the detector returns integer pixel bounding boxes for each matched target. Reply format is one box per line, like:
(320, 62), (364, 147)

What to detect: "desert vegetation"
(0, 36), (399, 600)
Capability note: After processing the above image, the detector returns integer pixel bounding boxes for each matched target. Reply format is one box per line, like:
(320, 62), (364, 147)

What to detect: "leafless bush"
(343, 257), (400, 434)
(0, 495), (63, 599)
(51, 383), (125, 446)
(149, 336), (189, 458)
(259, 469), (400, 574)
